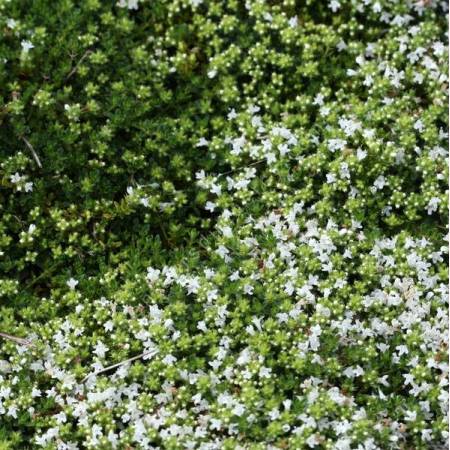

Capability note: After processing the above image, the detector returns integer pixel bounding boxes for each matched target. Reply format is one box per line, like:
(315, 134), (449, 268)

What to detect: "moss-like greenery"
(0, 0), (447, 448)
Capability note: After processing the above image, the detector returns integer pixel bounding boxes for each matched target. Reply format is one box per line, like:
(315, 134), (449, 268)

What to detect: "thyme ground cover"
(0, 0), (448, 449)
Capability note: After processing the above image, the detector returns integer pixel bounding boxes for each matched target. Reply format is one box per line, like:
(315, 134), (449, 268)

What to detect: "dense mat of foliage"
(0, 0), (448, 449)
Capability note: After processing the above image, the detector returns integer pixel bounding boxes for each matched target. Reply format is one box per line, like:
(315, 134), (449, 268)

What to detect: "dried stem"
(22, 137), (42, 168)
(217, 159), (266, 178)
(65, 49), (92, 82)
(81, 349), (158, 383)
(0, 332), (33, 346)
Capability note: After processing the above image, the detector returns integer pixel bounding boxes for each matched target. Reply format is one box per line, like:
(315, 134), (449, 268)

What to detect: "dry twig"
(81, 349), (158, 383)
(0, 332), (33, 346)
(65, 49), (93, 82)
(22, 136), (42, 168)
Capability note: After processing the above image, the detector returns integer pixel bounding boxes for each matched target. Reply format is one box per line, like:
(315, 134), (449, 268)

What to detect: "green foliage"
(0, 0), (447, 449)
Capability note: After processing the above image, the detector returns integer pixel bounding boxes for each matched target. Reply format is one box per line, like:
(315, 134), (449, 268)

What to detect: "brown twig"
(22, 137), (42, 168)
(217, 159), (266, 178)
(65, 49), (93, 82)
(0, 332), (33, 346)
(81, 349), (158, 383)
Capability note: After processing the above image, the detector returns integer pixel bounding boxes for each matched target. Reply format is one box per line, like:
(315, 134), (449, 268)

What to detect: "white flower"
(107, 430), (119, 448)
(117, 0), (139, 9)
(210, 418), (222, 430)
(227, 108), (237, 120)
(146, 267), (161, 283)
(215, 245), (229, 259)
(196, 137), (209, 147)
(404, 410), (417, 421)
(259, 366), (272, 378)
(229, 270), (240, 281)
(210, 183), (221, 195)
(195, 170), (206, 180)
(66, 278), (78, 290)
(104, 320), (114, 332)
(31, 387), (41, 397)
(7, 405), (18, 418)
(320, 106), (331, 117)
(288, 16), (298, 28)
(339, 117), (361, 137)
(219, 225), (233, 238)
(414, 119), (424, 133)
(162, 354), (177, 365)
(337, 40), (347, 51)
(327, 138), (347, 152)
(204, 268), (215, 279)
(6, 19), (17, 29)
(306, 434), (320, 448)
(339, 162), (350, 179)
(94, 340), (108, 358)
(10, 172), (23, 184)
(243, 284), (254, 295)
(326, 173), (337, 184)
(231, 403), (245, 416)
(426, 197), (440, 215)
(206, 289), (218, 302)
(21, 40), (34, 53)
(313, 93), (325, 106)
(205, 201), (216, 212)
(432, 41), (445, 57)
(372, 175), (386, 191)
(329, 0), (341, 12)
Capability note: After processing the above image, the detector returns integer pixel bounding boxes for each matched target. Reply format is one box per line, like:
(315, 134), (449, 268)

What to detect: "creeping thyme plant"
(0, 0), (448, 448)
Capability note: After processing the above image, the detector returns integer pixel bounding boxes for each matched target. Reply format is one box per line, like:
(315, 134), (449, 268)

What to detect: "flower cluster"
(0, 0), (447, 449)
